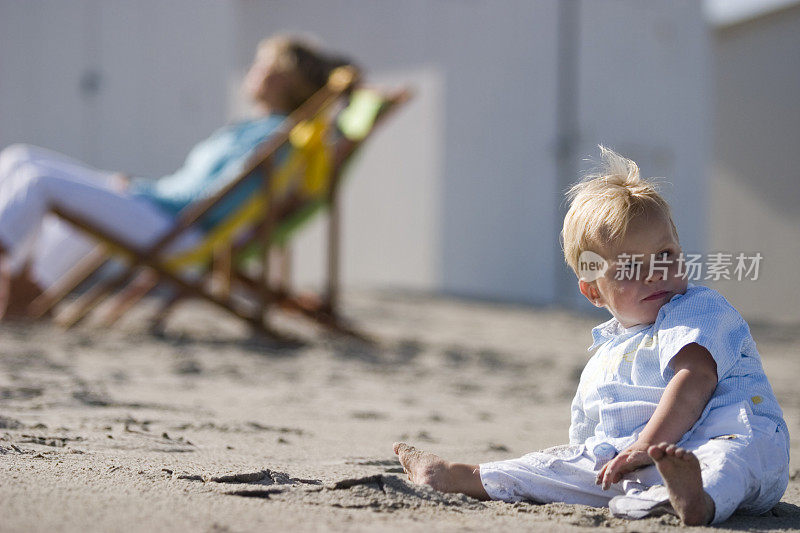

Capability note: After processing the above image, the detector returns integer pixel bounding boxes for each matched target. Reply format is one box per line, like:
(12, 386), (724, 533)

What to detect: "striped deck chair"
(29, 67), (410, 339)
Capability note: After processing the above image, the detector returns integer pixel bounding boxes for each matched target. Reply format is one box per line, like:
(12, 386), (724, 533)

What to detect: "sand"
(1, 290), (799, 532)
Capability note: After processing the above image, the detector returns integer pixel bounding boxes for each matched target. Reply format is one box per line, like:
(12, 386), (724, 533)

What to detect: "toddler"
(393, 147), (789, 525)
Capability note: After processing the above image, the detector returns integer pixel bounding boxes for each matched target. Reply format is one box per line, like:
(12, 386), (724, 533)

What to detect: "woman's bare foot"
(393, 442), (489, 500)
(648, 443), (715, 525)
(0, 261), (46, 321)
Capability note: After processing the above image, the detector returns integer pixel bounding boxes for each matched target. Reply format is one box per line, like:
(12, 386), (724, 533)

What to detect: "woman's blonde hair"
(561, 146), (678, 276)
(258, 35), (357, 112)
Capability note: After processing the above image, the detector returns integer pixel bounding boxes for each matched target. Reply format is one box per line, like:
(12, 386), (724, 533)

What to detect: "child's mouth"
(643, 290), (670, 301)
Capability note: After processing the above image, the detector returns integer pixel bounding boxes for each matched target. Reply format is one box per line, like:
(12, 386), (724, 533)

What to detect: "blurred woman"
(0, 35), (354, 319)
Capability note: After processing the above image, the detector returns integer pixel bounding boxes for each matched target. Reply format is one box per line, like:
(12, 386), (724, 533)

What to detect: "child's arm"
(597, 342), (717, 490)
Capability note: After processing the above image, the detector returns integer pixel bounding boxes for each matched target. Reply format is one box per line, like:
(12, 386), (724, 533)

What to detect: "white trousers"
(480, 402), (790, 524)
(0, 144), (198, 287)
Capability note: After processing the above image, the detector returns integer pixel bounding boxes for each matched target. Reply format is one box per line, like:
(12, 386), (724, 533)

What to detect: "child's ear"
(579, 280), (604, 307)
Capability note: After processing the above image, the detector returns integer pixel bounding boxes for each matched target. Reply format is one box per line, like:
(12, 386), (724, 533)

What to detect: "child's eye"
(657, 250), (672, 260)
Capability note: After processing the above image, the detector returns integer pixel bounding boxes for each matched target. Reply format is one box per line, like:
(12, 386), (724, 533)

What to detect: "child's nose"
(645, 268), (663, 283)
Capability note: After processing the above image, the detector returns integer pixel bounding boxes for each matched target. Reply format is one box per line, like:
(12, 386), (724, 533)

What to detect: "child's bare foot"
(393, 442), (489, 500)
(648, 443), (715, 525)
(393, 442), (453, 491)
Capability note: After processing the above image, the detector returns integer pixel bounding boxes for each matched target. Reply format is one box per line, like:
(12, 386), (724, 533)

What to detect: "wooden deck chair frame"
(29, 67), (410, 339)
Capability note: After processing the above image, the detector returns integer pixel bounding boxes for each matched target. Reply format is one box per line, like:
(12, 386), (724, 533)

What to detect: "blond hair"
(561, 146), (678, 276)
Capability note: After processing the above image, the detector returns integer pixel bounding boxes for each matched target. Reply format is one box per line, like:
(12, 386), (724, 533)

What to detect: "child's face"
(579, 210), (688, 328)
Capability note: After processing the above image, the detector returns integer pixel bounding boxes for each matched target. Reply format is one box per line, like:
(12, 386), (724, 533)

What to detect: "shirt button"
(593, 443), (618, 462)
(603, 396), (613, 404)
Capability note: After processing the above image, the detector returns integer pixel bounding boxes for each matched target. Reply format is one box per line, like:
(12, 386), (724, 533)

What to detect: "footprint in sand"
(398, 431), (437, 443)
(207, 470), (322, 499)
(349, 411), (388, 420)
(321, 474), (486, 511)
(171, 468), (321, 487)
(223, 472), (487, 510)
(18, 434), (83, 448)
(0, 444), (34, 455)
(172, 358), (203, 375)
(0, 385), (43, 400)
(0, 416), (23, 429)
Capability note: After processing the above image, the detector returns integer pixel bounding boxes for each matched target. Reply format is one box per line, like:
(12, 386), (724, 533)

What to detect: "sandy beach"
(1, 290), (799, 532)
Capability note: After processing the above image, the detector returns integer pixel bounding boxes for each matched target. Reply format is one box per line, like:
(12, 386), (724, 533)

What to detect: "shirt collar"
(588, 318), (652, 351)
(587, 285), (697, 351)
(589, 317), (620, 351)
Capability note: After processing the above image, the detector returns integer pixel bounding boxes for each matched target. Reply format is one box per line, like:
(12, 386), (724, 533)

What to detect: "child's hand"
(595, 441), (654, 490)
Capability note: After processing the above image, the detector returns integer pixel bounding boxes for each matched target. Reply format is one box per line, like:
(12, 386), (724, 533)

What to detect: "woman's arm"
(597, 343), (717, 489)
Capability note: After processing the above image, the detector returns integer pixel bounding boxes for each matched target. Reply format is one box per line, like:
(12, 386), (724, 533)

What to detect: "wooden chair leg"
(148, 288), (183, 334)
(325, 181), (341, 315)
(56, 268), (136, 328)
(212, 243), (232, 298)
(277, 293), (371, 342)
(29, 245), (110, 318)
(100, 269), (159, 326)
(278, 244), (292, 294)
(258, 189), (276, 329)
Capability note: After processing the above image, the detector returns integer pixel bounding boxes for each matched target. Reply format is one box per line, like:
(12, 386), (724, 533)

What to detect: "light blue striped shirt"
(570, 285), (788, 460)
(130, 115), (286, 230)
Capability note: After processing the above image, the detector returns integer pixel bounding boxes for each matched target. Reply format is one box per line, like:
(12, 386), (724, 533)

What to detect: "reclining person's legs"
(0, 144), (115, 188)
(0, 144), (122, 292)
(0, 158), (198, 319)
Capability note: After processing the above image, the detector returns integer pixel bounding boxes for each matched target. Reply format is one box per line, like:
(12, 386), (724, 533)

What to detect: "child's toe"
(394, 442), (411, 455)
(647, 445), (666, 461)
